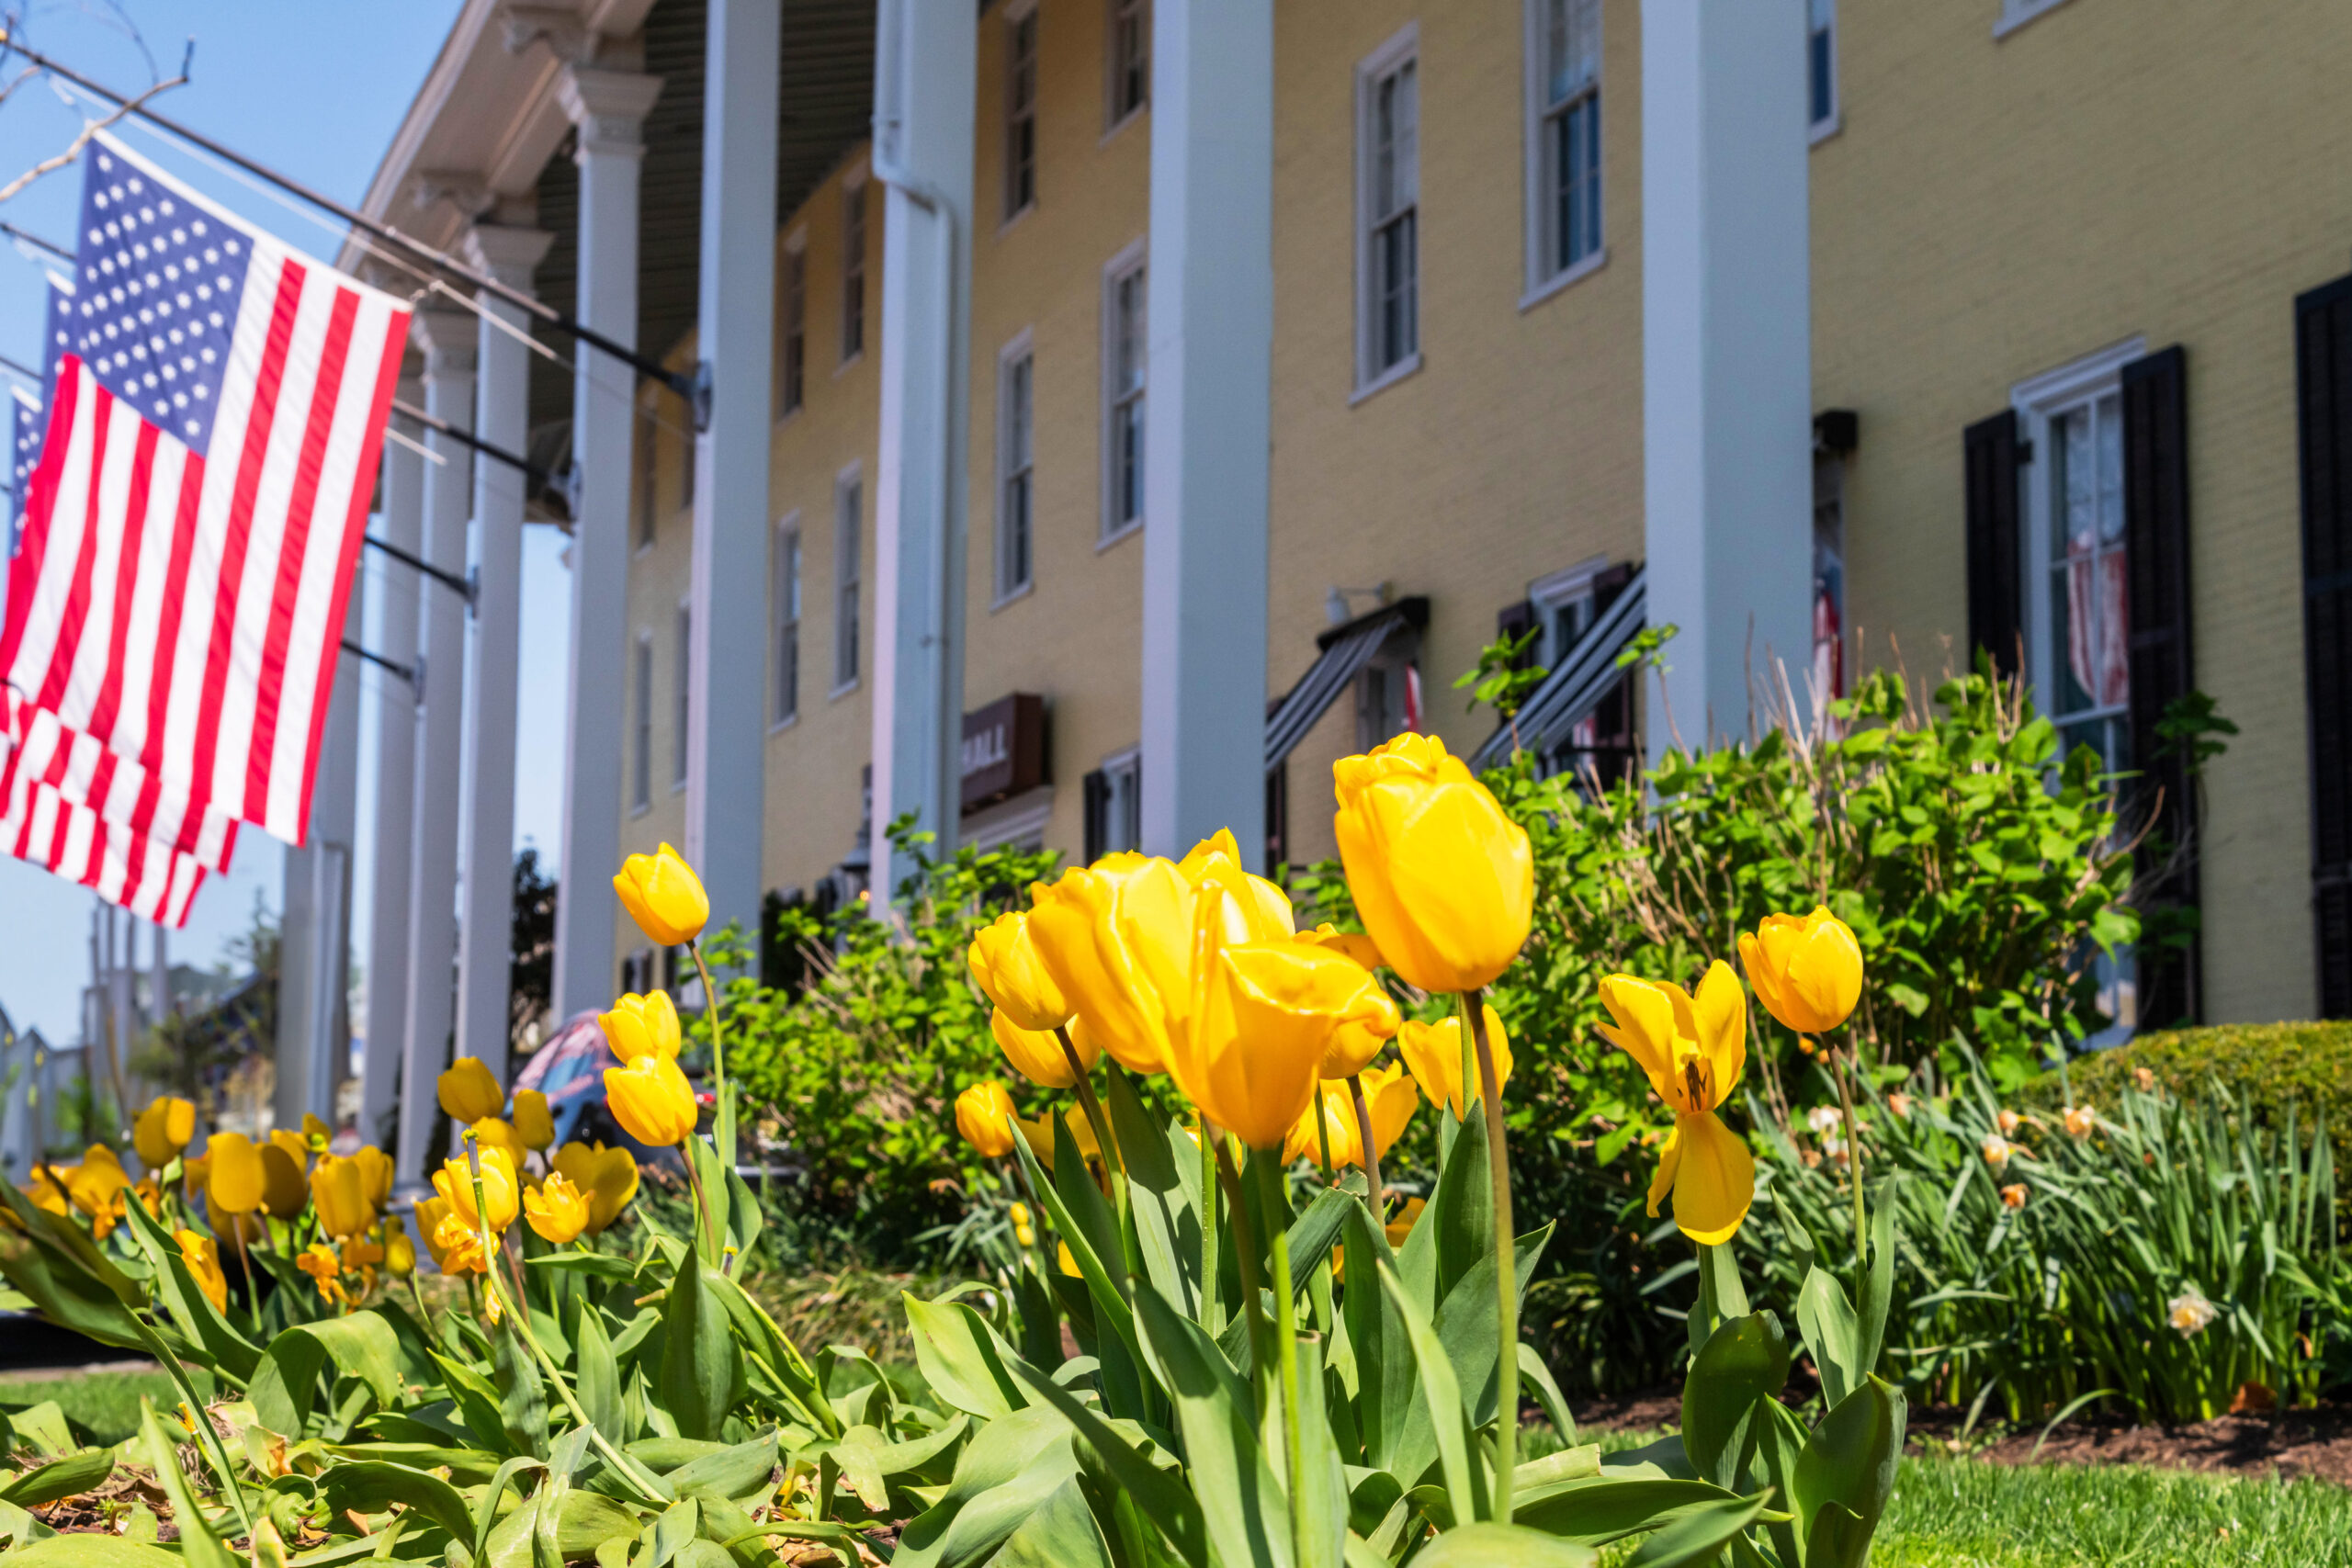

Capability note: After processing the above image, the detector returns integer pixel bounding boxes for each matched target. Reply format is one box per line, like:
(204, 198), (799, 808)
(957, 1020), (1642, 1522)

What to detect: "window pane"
(1809, 27), (1834, 125)
(1548, 0), (1600, 107)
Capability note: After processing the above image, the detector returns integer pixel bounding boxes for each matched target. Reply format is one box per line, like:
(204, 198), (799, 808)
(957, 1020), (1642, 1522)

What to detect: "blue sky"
(0, 1), (574, 1045)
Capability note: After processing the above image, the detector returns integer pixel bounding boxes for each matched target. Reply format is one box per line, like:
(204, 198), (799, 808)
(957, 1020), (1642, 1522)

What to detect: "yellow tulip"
(1596, 963), (1756, 1246)
(259, 1138), (310, 1220)
(968, 912), (1072, 1032)
(552, 1142), (640, 1233)
(1016, 1107), (1100, 1173)
(353, 1145), (394, 1208)
(1175, 935), (1374, 1151)
(524, 1172), (593, 1244)
(438, 1057), (504, 1123)
(175, 1228), (228, 1312)
(1284, 1086), (1362, 1168)
(205, 1134), (265, 1215)
(301, 1113), (333, 1148)
(385, 1224), (416, 1277)
(133, 1097), (196, 1169)
(434, 1145), (520, 1233)
(1359, 1061), (1419, 1157)
(1057, 1241), (1080, 1278)
(989, 1008), (1096, 1089)
(1289, 1061), (1420, 1168)
(471, 1117), (527, 1173)
(1175, 830), (1295, 937)
(600, 990), (682, 1064)
(1332, 734), (1532, 995)
(603, 1054), (698, 1147)
(1385, 1195), (1428, 1248)
(427, 1207), (491, 1276)
(955, 1080), (1019, 1158)
(308, 1155), (373, 1239)
(1737, 908), (1863, 1036)
(614, 841), (709, 947)
(1297, 922), (1385, 972)
(181, 1152), (209, 1203)
(296, 1243), (345, 1303)
(1397, 1006), (1514, 1118)
(513, 1090), (556, 1152)
(65, 1145), (128, 1215)
(131, 1178), (162, 1219)
(1316, 954), (1401, 1080)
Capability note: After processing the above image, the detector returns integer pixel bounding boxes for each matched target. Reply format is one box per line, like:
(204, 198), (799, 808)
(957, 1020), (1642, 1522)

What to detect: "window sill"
(991, 580), (1035, 613)
(1101, 106), (1146, 147)
(769, 713), (798, 736)
(1809, 111), (1842, 147)
(628, 802), (650, 819)
(834, 351), (864, 378)
(997, 201), (1037, 243)
(775, 404), (803, 429)
(670, 779), (687, 796)
(829, 678), (860, 702)
(633, 540), (656, 560)
(1519, 249), (1608, 313)
(1995, 0), (2076, 39)
(1350, 353), (1423, 408)
(1096, 518), (1143, 553)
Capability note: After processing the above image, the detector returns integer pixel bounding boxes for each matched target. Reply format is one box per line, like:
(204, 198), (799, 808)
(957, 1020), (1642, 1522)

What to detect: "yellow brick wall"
(1815, 0), (2352, 1021)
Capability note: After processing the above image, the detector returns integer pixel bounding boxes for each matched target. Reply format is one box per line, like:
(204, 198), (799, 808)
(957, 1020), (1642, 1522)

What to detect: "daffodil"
(1597, 963), (1756, 1246)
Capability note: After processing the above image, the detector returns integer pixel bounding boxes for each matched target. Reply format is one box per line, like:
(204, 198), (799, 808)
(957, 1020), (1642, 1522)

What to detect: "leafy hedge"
(2030, 1021), (2352, 1146)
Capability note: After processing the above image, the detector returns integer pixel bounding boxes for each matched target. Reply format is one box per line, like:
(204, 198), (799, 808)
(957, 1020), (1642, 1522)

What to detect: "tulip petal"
(1692, 960), (1747, 1108)
(1667, 1110), (1756, 1246)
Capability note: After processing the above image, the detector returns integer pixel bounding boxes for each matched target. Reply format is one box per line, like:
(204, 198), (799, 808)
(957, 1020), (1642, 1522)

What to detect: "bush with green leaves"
(2025, 1020), (2352, 1151)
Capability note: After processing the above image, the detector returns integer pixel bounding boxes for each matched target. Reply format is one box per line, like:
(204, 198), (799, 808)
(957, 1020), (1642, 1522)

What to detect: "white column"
(278, 843), (317, 1127)
(868, 2), (975, 902)
(684, 0), (780, 941)
(555, 67), (661, 1019)
(396, 310), (476, 1191)
(1139, 0), (1273, 866)
(279, 572), (362, 1129)
(455, 225), (550, 1089)
(361, 375), (423, 1148)
(1639, 0), (1814, 755)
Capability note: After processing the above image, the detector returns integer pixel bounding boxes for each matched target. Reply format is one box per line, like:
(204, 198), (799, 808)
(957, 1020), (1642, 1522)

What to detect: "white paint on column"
(396, 310), (476, 1191)
(868, 0), (975, 903)
(1640, 0), (1815, 755)
(684, 0), (780, 942)
(455, 226), (550, 1091)
(281, 570), (362, 1128)
(1139, 0), (1273, 865)
(555, 67), (662, 1018)
(360, 377), (423, 1148)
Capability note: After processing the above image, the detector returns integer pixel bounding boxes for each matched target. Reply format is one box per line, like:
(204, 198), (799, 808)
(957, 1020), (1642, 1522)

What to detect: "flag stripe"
(80, 420), (161, 739)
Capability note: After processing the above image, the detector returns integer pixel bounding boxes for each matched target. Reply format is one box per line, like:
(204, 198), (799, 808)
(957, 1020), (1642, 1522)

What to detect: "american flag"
(0, 132), (409, 916)
(0, 747), (205, 925)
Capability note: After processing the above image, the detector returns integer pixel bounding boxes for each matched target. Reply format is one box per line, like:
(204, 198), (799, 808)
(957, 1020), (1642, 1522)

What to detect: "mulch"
(1566, 1386), (2352, 1487)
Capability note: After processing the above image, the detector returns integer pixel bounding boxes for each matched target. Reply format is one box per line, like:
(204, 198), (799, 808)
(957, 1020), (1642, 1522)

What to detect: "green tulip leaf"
(1375, 1259), (1483, 1529)
(1854, 1184), (1899, 1381)
(0, 1449), (114, 1509)
(658, 1265), (743, 1444)
(1790, 1375), (1906, 1568)
(572, 1299), (624, 1440)
(116, 1191), (261, 1381)
(1108, 1067), (1202, 1319)
(1795, 1266), (1862, 1410)
(1428, 1108), (1492, 1307)
(1132, 1282), (1294, 1568)
(1623, 1492), (1776, 1568)
(1406, 1522), (1595, 1567)
(905, 1293), (1033, 1419)
(1680, 1312), (1790, 1490)
(1013, 1358), (1207, 1567)
(0, 1539), (187, 1567)
(1340, 1202), (1413, 1474)
(988, 1473), (1116, 1568)
(888, 1413), (1082, 1568)
(134, 1402), (237, 1568)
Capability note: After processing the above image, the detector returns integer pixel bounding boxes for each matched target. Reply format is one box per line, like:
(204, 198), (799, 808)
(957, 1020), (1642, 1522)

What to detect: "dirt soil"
(1568, 1387), (2352, 1487)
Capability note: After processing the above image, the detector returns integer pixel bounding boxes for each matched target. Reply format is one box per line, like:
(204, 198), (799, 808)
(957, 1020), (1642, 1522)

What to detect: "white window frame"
(1995, 0), (2079, 39)
(777, 230), (807, 420)
(831, 461), (863, 695)
(1100, 237), (1148, 544)
(630, 629), (653, 813)
(773, 512), (802, 730)
(1528, 556), (1610, 668)
(1104, 0), (1149, 133)
(1521, 0), (1606, 307)
(672, 596), (692, 791)
(1353, 25), (1421, 400)
(1098, 746), (1142, 855)
(996, 331), (1036, 604)
(841, 170), (868, 367)
(1004, 0), (1041, 224)
(1807, 0), (1840, 142)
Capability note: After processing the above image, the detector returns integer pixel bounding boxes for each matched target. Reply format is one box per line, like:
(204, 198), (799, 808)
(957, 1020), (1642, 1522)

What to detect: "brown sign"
(961, 694), (1047, 814)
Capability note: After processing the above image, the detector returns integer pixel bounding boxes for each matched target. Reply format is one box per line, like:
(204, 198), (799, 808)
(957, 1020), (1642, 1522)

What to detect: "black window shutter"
(1963, 410), (2024, 679)
(1081, 768), (1109, 864)
(1264, 760), (1290, 873)
(2121, 344), (2199, 1028)
(1496, 600), (1538, 669)
(2298, 276), (2352, 1017)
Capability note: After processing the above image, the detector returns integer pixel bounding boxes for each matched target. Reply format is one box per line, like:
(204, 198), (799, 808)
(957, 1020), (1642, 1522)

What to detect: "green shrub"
(2030, 1020), (2352, 1147)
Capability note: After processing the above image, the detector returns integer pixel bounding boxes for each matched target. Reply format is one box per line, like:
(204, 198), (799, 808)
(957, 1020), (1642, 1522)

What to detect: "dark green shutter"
(1964, 409), (2024, 678)
(2297, 277), (2352, 1017)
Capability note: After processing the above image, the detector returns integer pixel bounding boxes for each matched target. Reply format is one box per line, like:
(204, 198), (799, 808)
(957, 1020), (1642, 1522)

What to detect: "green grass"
(0, 1369), (179, 1448)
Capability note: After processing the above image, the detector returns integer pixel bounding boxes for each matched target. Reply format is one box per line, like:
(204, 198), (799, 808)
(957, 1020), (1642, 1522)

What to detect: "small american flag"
(0, 750), (204, 925)
(1, 131), (410, 886)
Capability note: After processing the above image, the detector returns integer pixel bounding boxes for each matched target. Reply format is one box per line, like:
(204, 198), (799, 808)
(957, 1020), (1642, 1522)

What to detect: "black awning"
(1264, 596), (1429, 772)
(1471, 567), (1646, 771)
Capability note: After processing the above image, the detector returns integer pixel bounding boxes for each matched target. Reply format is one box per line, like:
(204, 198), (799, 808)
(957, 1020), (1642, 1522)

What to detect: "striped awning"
(1470, 568), (1647, 771)
(1265, 599), (1427, 771)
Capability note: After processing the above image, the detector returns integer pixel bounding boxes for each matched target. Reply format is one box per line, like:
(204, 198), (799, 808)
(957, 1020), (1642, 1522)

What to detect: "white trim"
(671, 593), (693, 793)
(2009, 336), (2147, 413)
(1518, 247), (1607, 313)
(840, 166), (869, 367)
(832, 458), (864, 692)
(1096, 517), (1143, 552)
(1102, 0), (1149, 136)
(776, 227), (808, 423)
(1809, 113), (1843, 148)
(1530, 553), (1611, 606)
(964, 784), (1054, 852)
(1995, 0), (2078, 40)
(771, 509), (803, 731)
(630, 627), (653, 815)
(995, 327), (1037, 602)
(1354, 23), (1421, 393)
(1100, 235), (1149, 539)
(1003, 0), (1041, 224)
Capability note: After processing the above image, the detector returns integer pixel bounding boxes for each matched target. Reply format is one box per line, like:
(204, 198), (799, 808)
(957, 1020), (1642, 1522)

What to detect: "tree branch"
(0, 70), (187, 206)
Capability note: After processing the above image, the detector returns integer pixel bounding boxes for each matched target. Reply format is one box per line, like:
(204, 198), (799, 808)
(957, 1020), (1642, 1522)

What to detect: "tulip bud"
(603, 1055), (698, 1147)
(308, 1154), (373, 1239)
(259, 1138), (310, 1220)
(1397, 1007), (1515, 1120)
(175, 1228), (229, 1312)
(353, 1145), (395, 1207)
(1333, 735), (1532, 995)
(614, 842), (709, 947)
(553, 1142), (640, 1233)
(524, 1172), (593, 1244)
(989, 1009), (1097, 1089)
(1175, 939), (1370, 1151)
(133, 1097), (196, 1170)
(437, 1056), (504, 1124)
(967, 912), (1072, 1032)
(599, 991), (682, 1064)
(205, 1133), (265, 1215)
(1737, 908), (1864, 1036)
(434, 1145), (520, 1233)
(471, 1117), (528, 1173)
(385, 1225), (416, 1277)
(955, 1081), (1020, 1158)
(513, 1090), (556, 1152)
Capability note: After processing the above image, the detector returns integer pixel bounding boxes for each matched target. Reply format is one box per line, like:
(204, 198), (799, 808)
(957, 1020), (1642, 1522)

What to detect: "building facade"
(353, 0), (2352, 1178)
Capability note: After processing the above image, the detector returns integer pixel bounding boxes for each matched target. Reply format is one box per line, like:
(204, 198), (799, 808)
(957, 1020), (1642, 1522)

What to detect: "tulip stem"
(1464, 987), (1518, 1523)
(1054, 1028), (1122, 1189)
(1212, 1136), (1268, 1380)
(1266, 1192), (1307, 1562)
(1347, 1072), (1385, 1221)
(685, 939), (736, 1171)
(1831, 1043), (1867, 1270)
(1199, 1116), (1223, 1340)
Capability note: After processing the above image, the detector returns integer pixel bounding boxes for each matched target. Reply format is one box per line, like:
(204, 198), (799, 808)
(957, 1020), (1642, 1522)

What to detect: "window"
(997, 339), (1035, 600)
(1355, 647), (1422, 751)
(630, 632), (652, 811)
(1526, 0), (1600, 292)
(1102, 244), (1147, 538)
(672, 600), (692, 789)
(636, 407), (658, 550)
(1005, 5), (1039, 220)
(1085, 749), (1142, 860)
(1996, 0), (2078, 39)
(1106, 0), (1148, 127)
(1808, 0), (1838, 135)
(777, 237), (806, 418)
(833, 467), (862, 690)
(842, 178), (867, 363)
(1357, 32), (1419, 389)
(1813, 451), (1847, 702)
(774, 515), (801, 726)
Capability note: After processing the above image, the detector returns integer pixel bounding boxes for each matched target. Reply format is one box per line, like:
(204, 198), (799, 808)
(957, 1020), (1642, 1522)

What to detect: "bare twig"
(0, 70), (187, 204)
